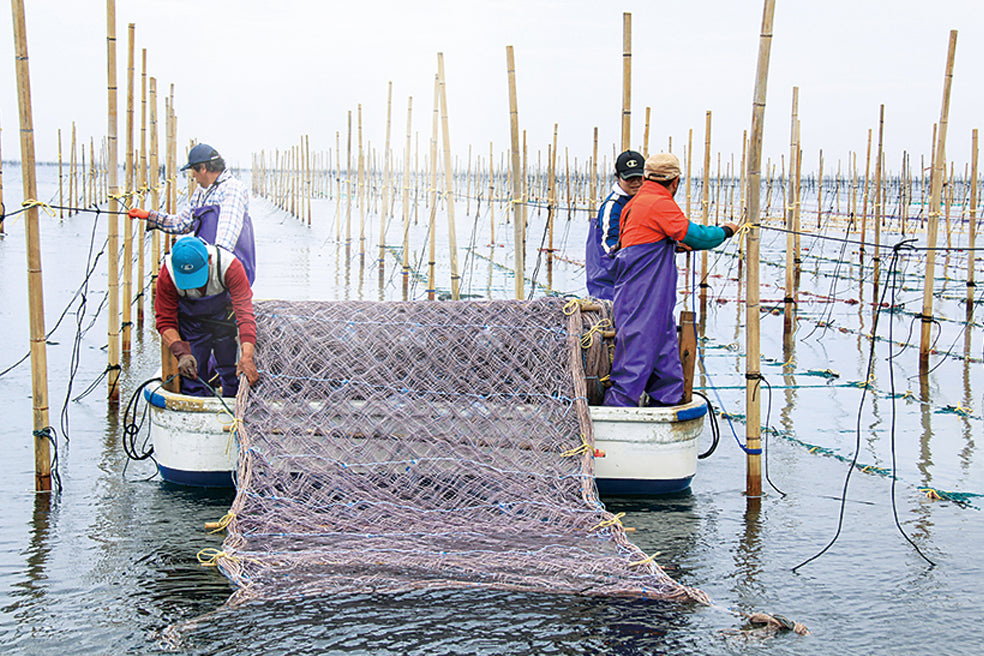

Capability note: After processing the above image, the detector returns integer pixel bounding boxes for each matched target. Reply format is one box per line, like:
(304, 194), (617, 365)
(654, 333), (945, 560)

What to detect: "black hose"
(121, 377), (163, 461)
(693, 390), (719, 460)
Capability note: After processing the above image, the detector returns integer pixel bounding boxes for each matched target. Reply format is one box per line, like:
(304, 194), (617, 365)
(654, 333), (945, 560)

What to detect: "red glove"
(128, 207), (150, 219)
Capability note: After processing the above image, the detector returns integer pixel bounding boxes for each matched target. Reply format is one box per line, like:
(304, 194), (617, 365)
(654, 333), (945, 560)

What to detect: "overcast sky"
(2, 1), (982, 177)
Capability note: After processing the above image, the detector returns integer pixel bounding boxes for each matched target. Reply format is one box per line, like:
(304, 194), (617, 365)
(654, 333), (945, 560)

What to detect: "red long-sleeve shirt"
(154, 257), (257, 345)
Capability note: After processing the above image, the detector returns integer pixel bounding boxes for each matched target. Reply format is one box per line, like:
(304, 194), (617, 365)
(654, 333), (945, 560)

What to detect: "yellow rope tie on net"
(733, 222), (754, 239)
(920, 487), (944, 501)
(196, 547), (238, 567)
(852, 373), (876, 389)
(562, 298), (580, 316)
(628, 551), (661, 567)
(954, 402), (973, 417)
(588, 512), (625, 532)
(206, 511), (236, 534)
(216, 410), (241, 456)
(20, 199), (57, 218)
(581, 319), (612, 349)
(560, 434), (591, 458)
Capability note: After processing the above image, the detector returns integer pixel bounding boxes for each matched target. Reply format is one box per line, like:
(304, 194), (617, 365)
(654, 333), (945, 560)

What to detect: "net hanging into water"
(215, 297), (706, 605)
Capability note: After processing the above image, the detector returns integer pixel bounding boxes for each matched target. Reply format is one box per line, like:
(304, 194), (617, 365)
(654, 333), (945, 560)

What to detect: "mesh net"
(216, 297), (706, 605)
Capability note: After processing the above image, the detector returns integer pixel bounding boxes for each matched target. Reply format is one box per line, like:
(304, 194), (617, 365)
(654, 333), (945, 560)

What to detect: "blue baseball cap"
(180, 143), (221, 171)
(170, 237), (209, 289)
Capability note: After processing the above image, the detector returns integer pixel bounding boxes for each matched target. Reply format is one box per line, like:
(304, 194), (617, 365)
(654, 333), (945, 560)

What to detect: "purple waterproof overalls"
(192, 204), (257, 284)
(603, 238), (684, 407)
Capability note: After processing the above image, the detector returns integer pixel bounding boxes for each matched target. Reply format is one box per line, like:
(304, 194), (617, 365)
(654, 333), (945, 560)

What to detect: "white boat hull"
(145, 387), (706, 495)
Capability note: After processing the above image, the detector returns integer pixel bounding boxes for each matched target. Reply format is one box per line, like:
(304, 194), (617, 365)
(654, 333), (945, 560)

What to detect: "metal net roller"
(214, 297), (707, 605)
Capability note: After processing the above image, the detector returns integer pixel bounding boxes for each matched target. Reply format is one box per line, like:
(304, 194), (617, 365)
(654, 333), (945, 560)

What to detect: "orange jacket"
(618, 180), (690, 249)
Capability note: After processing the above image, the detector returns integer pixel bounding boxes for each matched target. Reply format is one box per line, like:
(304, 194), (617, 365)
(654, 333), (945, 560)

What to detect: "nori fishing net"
(215, 297), (706, 605)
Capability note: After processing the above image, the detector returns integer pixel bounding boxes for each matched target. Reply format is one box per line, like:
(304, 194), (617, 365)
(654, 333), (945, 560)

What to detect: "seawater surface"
(1, 164), (981, 655)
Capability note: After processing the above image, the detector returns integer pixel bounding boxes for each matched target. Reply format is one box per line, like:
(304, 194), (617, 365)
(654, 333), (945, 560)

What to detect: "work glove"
(168, 339), (199, 380)
(128, 207), (150, 219)
(722, 222), (740, 238)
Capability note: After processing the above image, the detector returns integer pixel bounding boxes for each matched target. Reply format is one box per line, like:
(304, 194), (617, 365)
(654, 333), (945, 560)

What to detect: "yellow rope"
(207, 512), (236, 534)
(628, 551), (661, 567)
(581, 319), (612, 349)
(196, 547), (238, 567)
(562, 298), (580, 316)
(560, 434), (591, 458)
(20, 199), (57, 218)
(588, 512), (625, 532)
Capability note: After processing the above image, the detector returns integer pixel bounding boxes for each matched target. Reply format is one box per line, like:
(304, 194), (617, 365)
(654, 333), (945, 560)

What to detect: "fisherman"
(129, 143), (257, 283)
(585, 149), (645, 300)
(155, 236), (258, 397)
(604, 152), (738, 407)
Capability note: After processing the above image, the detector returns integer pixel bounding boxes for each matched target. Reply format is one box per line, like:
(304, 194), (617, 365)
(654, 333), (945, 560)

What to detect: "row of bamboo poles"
(6, 1), (973, 502)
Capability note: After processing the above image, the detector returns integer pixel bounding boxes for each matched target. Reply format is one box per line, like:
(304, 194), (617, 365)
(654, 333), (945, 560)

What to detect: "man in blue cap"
(130, 143), (257, 283)
(155, 236), (258, 397)
(605, 153), (738, 408)
(585, 150), (645, 300)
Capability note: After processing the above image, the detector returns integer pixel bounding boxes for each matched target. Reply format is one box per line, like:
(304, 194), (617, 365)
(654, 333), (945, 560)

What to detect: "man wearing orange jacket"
(604, 153), (738, 407)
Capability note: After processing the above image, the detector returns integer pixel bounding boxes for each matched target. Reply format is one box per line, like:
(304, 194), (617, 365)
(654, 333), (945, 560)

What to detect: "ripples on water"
(0, 165), (981, 654)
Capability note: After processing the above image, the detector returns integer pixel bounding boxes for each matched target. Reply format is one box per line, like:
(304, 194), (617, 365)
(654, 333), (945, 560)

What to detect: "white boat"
(143, 383), (708, 494)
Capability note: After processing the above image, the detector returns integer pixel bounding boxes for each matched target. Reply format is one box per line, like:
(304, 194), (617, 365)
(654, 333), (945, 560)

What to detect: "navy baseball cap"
(615, 150), (645, 179)
(180, 143), (221, 171)
(170, 237), (209, 289)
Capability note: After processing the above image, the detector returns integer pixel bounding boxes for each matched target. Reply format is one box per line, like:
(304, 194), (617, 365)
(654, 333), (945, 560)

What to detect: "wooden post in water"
(11, 0), (52, 491)
(346, 110), (352, 254)
(357, 105), (366, 265)
(69, 123), (76, 216)
(968, 129), (979, 321)
(106, 0), (121, 401)
(488, 141), (496, 244)
(744, 0), (775, 501)
(506, 46), (524, 299)
(621, 12), (632, 151)
(921, 31), (958, 369)
(816, 149), (823, 228)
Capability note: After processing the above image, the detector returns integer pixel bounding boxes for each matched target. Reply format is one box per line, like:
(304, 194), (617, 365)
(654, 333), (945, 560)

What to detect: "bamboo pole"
(968, 129), (979, 319)
(506, 46), (523, 300)
(68, 123), (76, 216)
(346, 110), (352, 253)
(357, 105), (365, 264)
(437, 53), (461, 300)
(744, 0), (776, 500)
(590, 127), (598, 208)
(783, 87), (798, 340)
(873, 105), (884, 302)
(106, 0), (121, 401)
(921, 30), (958, 367)
(149, 76), (159, 304)
(402, 96), (412, 299)
(122, 22), (135, 354)
(335, 131), (341, 242)
(488, 141), (496, 244)
(427, 74), (440, 300)
(137, 48), (147, 325)
(57, 129), (63, 218)
(861, 128), (872, 256)
(700, 111), (711, 327)
(12, 0), (52, 491)
(621, 12), (631, 151)
(816, 149), (823, 228)
(643, 106), (651, 156)
(380, 81), (392, 269)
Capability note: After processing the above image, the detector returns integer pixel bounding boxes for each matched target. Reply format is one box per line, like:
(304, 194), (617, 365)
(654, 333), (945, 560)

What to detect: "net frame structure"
(213, 298), (707, 606)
